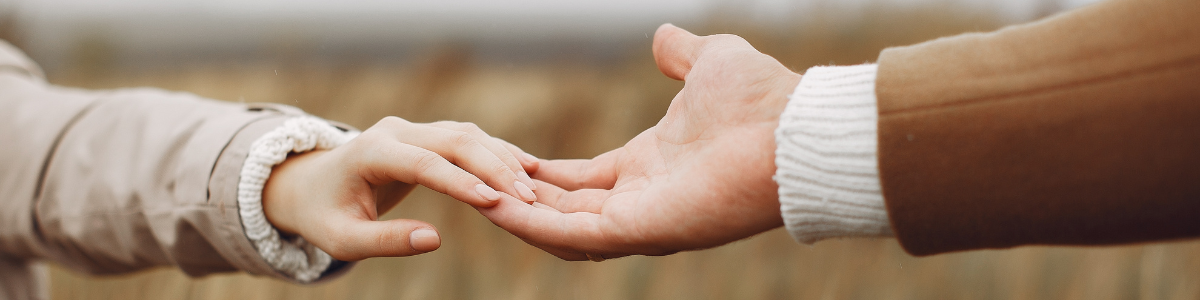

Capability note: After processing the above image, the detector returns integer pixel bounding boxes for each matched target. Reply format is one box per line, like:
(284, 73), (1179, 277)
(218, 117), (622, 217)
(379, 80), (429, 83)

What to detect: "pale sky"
(0, 0), (1104, 67)
(5, 0), (1101, 20)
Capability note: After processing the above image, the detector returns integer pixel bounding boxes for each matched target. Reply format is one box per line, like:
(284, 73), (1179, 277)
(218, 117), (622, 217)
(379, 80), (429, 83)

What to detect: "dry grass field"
(15, 3), (1200, 300)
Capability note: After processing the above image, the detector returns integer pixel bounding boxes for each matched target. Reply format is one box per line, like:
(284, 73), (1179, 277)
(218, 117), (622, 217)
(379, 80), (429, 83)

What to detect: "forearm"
(0, 79), (280, 275)
(0, 43), (344, 282)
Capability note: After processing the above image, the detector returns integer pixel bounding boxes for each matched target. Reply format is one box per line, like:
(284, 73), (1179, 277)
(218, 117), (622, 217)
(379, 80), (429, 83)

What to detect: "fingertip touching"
(474, 183), (502, 206)
(497, 138), (541, 174)
(514, 181), (537, 203)
(518, 171), (537, 191)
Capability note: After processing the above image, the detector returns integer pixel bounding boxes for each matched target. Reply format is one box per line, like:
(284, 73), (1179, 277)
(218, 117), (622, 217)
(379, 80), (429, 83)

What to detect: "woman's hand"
(261, 117), (539, 261)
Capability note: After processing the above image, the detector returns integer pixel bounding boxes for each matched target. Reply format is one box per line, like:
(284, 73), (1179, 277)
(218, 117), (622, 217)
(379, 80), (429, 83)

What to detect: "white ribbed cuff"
(238, 116), (356, 282)
(774, 64), (892, 245)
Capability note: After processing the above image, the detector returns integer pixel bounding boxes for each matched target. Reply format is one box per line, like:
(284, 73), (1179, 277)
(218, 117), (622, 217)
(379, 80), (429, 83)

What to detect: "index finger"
(476, 193), (623, 254)
(359, 141), (498, 207)
(428, 121), (536, 188)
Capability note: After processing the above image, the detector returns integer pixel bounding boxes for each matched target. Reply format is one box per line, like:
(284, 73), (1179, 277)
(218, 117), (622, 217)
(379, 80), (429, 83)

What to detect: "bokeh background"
(3, 0), (1200, 299)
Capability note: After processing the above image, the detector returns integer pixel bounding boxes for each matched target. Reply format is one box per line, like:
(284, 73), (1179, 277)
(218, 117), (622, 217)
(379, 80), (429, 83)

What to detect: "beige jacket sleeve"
(0, 40), (346, 295)
(875, 0), (1200, 256)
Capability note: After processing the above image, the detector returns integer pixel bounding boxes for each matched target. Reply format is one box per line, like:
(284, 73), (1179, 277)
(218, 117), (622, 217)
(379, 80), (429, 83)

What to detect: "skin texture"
(477, 24), (803, 260)
(262, 117), (539, 261)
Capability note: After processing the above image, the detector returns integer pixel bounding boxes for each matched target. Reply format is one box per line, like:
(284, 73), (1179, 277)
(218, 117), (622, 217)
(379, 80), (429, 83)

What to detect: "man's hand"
(478, 24), (802, 260)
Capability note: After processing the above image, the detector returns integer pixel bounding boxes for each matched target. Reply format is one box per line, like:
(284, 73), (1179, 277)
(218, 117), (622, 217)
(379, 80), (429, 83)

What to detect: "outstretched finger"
(479, 193), (655, 261)
(476, 194), (611, 253)
(390, 123), (536, 203)
(531, 148), (623, 191)
(319, 216), (441, 261)
(361, 141), (498, 207)
(493, 137), (540, 174)
(427, 121), (538, 190)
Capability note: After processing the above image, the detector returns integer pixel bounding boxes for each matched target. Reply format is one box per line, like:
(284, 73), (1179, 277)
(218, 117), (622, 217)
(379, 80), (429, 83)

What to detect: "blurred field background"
(3, 0), (1200, 299)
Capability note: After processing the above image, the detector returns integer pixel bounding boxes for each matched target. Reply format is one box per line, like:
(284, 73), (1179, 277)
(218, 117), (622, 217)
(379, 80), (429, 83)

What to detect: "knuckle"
(410, 150), (443, 173)
(459, 122), (483, 133)
(375, 229), (402, 254)
(453, 172), (478, 187)
(355, 129), (385, 143)
(490, 161), (514, 176)
(447, 131), (476, 148)
(431, 120), (462, 129)
(356, 128), (394, 145)
(346, 133), (387, 154)
(711, 34), (745, 43)
(440, 121), (483, 134)
(425, 170), (473, 192)
(491, 137), (511, 147)
(378, 116), (405, 127)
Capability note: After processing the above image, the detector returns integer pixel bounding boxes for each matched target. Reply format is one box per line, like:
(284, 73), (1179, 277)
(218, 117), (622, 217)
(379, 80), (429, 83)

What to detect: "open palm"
(478, 24), (802, 260)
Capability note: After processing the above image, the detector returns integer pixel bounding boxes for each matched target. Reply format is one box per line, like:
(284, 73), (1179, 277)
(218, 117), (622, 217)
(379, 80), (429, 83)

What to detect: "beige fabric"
(0, 43), (42, 80)
(0, 257), (46, 300)
(0, 41), (343, 299)
(875, 0), (1200, 256)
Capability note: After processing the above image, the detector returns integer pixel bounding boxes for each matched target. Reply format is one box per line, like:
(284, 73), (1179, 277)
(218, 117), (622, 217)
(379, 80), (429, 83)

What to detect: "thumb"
(652, 23), (703, 81)
(321, 217), (442, 261)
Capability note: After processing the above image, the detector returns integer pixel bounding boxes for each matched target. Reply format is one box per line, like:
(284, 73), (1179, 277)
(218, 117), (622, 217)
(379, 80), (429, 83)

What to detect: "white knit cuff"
(238, 116), (357, 282)
(774, 64), (892, 245)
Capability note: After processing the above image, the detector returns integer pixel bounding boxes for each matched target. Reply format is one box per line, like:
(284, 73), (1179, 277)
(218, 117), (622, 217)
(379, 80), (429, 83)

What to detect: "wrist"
(237, 116), (355, 282)
(765, 72), (804, 121)
(261, 150), (326, 236)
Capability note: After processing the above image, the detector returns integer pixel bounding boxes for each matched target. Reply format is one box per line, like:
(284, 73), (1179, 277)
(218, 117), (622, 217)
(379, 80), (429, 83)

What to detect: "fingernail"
(517, 172), (536, 191)
(514, 181), (536, 202)
(475, 184), (500, 201)
(409, 229), (441, 252)
(521, 152), (538, 163)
